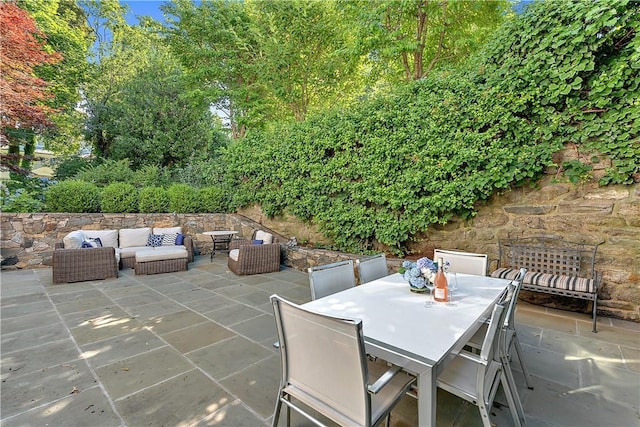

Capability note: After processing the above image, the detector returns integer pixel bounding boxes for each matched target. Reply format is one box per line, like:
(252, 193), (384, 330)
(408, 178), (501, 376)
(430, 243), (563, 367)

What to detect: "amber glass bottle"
(433, 257), (449, 302)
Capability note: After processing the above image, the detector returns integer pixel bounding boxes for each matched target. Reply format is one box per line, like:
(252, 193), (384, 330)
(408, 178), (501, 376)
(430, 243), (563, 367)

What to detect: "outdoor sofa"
(53, 226), (194, 283)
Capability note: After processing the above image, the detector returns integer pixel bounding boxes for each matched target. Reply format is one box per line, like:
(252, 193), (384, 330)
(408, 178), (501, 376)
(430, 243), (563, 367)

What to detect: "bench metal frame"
(498, 236), (603, 332)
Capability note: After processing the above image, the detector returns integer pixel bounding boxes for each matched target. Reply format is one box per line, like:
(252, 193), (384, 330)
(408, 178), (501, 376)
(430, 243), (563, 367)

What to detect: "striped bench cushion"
(491, 267), (596, 294)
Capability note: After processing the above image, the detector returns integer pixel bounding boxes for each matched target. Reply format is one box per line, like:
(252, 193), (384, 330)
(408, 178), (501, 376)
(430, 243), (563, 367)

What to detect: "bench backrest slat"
(499, 236), (601, 279)
(511, 244), (581, 276)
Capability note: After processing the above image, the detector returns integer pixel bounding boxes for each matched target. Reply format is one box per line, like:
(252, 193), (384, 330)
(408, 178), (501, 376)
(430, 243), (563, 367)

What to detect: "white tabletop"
(203, 230), (238, 237)
(303, 272), (510, 426)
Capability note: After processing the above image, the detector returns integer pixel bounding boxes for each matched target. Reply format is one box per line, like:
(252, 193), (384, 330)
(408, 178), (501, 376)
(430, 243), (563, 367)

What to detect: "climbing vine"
(221, 0), (638, 254)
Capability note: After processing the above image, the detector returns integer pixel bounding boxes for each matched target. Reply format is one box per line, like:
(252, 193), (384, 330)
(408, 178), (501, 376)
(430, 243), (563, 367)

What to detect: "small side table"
(203, 231), (239, 260)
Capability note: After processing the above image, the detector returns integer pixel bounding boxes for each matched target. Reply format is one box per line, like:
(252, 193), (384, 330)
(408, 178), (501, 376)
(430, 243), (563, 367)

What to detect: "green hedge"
(139, 186), (170, 213)
(101, 182), (138, 213)
(45, 180), (101, 213)
(167, 183), (200, 213)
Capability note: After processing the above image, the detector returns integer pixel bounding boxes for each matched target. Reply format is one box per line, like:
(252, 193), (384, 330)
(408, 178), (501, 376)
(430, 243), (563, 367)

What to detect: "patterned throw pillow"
(161, 233), (178, 246)
(146, 234), (163, 247)
(81, 237), (103, 248)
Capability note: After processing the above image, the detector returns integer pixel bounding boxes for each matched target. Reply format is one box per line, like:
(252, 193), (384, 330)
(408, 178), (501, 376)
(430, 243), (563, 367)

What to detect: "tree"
(163, 0), (267, 139)
(0, 1), (61, 174)
(344, 0), (507, 83)
(248, 0), (361, 121)
(97, 53), (218, 170)
(18, 0), (93, 155)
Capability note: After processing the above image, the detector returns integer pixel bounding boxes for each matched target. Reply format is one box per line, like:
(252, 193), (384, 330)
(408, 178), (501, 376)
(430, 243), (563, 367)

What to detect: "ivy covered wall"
(220, 0), (639, 255)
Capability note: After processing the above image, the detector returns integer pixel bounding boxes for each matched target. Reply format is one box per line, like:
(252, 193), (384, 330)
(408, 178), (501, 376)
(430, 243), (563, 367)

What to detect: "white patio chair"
(274, 260), (358, 350)
(467, 267), (534, 391)
(270, 295), (416, 427)
(437, 300), (524, 427)
(308, 259), (357, 300)
(356, 254), (389, 284)
(433, 248), (488, 276)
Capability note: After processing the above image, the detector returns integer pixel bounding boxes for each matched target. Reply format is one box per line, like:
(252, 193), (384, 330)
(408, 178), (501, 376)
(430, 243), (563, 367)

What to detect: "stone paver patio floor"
(1, 255), (638, 426)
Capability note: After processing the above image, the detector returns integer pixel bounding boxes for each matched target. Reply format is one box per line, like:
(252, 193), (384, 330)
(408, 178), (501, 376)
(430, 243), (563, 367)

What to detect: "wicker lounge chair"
(227, 238), (281, 275)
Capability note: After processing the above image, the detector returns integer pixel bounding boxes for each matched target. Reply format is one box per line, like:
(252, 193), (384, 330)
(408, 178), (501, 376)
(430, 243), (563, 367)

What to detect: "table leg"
(210, 236), (215, 261)
(417, 368), (437, 427)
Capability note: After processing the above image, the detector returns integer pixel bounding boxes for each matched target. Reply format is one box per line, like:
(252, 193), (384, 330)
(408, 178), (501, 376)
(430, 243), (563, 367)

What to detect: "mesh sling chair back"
(467, 267), (534, 391)
(433, 249), (489, 276)
(356, 254), (389, 284)
(270, 295), (415, 427)
(308, 260), (357, 300)
(436, 298), (524, 427)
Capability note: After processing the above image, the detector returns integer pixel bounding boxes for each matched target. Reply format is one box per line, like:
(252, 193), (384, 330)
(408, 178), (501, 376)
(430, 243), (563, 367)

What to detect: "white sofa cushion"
(255, 230), (273, 244)
(136, 247), (188, 262)
(84, 230), (118, 249)
(119, 228), (151, 248)
(63, 230), (86, 249)
(229, 249), (240, 261)
(119, 246), (149, 259)
(153, 227), (182, 235)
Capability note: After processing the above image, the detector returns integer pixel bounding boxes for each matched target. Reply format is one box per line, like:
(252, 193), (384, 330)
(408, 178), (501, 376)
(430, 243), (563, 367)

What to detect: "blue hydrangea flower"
(409, 276), (426, 288)
(402, 260), (414, 269)
(416, 257), (436, 272)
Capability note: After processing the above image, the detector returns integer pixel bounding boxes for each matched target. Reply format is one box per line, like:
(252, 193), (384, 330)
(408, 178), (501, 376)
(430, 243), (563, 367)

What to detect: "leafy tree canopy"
(18, 0), (93, 155)
(0, 1), (61, 174)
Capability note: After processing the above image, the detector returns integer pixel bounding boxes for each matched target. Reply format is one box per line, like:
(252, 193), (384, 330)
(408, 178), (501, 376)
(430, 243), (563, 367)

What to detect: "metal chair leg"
(512, 332), (534, 390)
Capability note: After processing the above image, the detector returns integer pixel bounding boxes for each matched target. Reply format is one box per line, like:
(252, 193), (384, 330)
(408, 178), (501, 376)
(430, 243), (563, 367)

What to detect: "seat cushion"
(229, 249), (240, 261)
(63, 230), (86, 249)
(84, 230), (119, 249)
(255, 230), (273, 244)
(491, 267), (596, 293)
(119, 246), (150, 259)
(136, 247), (188, 262)
(119, 228), (152, 248)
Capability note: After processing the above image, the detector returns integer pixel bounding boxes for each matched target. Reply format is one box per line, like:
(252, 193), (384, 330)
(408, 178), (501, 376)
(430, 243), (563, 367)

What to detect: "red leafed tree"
(0, 1), (61, 173)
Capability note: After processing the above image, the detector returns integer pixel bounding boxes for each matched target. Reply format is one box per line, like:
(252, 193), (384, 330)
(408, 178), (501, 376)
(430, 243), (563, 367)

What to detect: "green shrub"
(0, 176), (49, 213)
(167, 183), (200, 213)
(132, 165), (171, 188)
(73, 159), (135, 186)
(139, 186), (170, 213)
(54, 156), (94, 181)
(45, 180), (101, 212)
(1, 190), (44, 212)
(198, 186), (229, 213)
(100, 182), (138, 213)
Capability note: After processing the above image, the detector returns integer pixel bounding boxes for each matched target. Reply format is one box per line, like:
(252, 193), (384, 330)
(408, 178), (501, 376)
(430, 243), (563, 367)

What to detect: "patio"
(1, 255), (638, 427)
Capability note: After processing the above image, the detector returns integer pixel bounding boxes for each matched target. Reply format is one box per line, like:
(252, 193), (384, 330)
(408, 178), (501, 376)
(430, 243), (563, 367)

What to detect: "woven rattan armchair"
(52, 243), (118, 284)
(227, 239), (281, 275)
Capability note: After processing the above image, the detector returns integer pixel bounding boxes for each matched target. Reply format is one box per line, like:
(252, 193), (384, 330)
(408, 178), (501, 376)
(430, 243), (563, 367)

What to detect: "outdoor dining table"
(302, 272), (511, 427)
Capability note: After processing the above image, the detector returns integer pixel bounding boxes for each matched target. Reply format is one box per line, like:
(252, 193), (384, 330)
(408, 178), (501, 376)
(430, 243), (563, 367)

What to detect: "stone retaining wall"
(243, 179), (640, 322)
(0, 213), (275, 268)
(1, 180), (638, 321)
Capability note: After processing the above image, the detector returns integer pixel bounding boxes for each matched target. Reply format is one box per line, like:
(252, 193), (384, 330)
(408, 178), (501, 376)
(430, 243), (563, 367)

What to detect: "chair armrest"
(229, 239), (252, 250)
(368, 365), (402, 394)
(183, 235), (194, 262)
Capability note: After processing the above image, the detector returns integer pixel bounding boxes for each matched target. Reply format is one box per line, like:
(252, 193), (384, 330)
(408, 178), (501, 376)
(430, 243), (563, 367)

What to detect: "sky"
(120, 0), (533, 25)
(121, 0), (168, 25)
